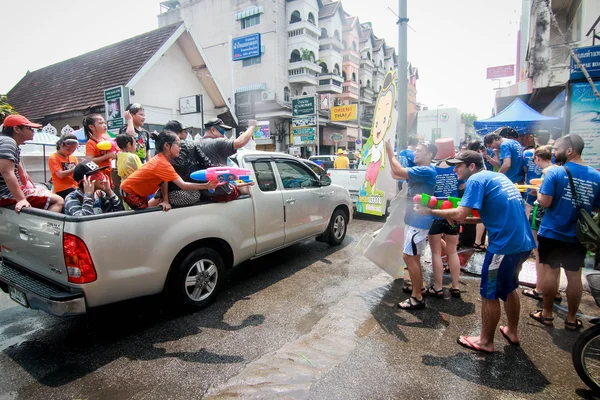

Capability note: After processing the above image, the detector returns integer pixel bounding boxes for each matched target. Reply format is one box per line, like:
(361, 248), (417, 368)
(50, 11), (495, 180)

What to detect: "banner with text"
(331, 105), (357, 121)
(569, 81), (600, 169)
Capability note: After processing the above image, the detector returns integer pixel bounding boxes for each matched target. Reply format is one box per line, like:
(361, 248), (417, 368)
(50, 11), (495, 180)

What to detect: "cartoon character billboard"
(356, 71), (399, 216)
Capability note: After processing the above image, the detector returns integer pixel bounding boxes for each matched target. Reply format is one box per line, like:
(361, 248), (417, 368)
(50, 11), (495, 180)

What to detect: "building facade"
(158, 0), (405, 155)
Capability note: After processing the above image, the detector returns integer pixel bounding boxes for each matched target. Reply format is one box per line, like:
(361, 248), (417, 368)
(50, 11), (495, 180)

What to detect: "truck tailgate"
(0, 208), (68, 284)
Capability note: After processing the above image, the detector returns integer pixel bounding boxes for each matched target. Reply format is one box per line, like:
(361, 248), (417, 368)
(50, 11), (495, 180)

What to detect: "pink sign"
(486, 64), (515, 79)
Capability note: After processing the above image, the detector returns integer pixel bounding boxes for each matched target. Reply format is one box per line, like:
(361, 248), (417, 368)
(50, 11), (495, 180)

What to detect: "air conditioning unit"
(261, 91), (276, 101)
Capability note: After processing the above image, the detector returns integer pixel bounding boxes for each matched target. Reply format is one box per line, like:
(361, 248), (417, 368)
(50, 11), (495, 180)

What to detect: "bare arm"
(233, 123), (256, 150)
(384, 141), (409, 180)
(499, 157), (511, 174)
(55, 167), (76, 179)
(0, 159), (26, 202)
(172, 177), (216, 191)
(86, 153), (116, 163)
(485, 152), (501, 168)
(537, 193), (553, 208)
(124, 111), (135, 136)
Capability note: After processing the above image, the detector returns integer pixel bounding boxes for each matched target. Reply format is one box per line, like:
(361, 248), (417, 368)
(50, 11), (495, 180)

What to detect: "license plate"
(351, 194), (358, 203)
(9, 286), (29, 308)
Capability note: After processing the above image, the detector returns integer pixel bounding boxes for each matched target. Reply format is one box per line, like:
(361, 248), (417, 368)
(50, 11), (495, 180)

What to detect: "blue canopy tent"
(474, 98), (560, 135)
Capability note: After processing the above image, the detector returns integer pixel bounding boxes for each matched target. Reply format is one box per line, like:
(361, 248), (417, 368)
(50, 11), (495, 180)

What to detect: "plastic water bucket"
(435, 138), (455, 160)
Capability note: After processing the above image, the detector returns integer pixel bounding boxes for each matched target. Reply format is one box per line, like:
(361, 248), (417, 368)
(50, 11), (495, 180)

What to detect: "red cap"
(2, 115), (42, 129)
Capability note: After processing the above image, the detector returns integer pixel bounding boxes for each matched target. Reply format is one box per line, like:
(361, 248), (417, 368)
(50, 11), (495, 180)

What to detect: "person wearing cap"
(63, 161), (124, 216)
(333, 148), (349, 169)
(121, 103), (150, 162)
(484, 129), (525, 184)
(48, 133), (80, 199)
(0, 115), (64, 213)
(415, 150), (535, 353)
(196, 118), (257, 201)
(164, 120), (190, 141)
(384, 140), (438, 310)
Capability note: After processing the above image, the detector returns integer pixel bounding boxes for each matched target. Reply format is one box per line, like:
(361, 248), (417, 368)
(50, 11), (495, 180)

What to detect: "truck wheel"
(323, 209), (347, 246)
(168, 247), (226, 308)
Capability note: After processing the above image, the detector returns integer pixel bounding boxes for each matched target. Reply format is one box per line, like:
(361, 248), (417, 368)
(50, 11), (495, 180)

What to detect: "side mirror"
(319, 174), (331, 186)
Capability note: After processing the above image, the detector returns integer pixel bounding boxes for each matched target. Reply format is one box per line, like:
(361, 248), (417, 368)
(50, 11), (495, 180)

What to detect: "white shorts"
(403, 225), (429, 256)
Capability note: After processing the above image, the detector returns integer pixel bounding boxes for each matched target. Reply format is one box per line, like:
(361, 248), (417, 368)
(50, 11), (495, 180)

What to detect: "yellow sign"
(331, 105), (357, 121)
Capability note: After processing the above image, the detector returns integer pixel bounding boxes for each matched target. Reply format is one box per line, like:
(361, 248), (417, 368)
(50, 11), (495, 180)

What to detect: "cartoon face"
(372, 89), (393, 145)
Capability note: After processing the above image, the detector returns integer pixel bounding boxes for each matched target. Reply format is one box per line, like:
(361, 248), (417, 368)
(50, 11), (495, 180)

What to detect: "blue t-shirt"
(397, 148), (415, 184)
(433, 165), (460, 220)
(523, 149), (542, 184)
(405, 165), (437, 229)
(459, 171), (535, 254)
(538, 162), (600, 243)
(500, 139), (525, 183)
(485, 148), (495, 171)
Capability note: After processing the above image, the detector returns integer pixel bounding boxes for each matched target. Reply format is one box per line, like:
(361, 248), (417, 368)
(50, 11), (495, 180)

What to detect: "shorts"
(428, 219), (459, 236)
(121, 190), (149, 210)
(0, 185), (52, 210)
(480, 251), (530, 301)
(529, 202), (545, 231)
(538, 235), (586, 271)
(403, 225), (429, 256)
(525, 193), (537, 206)
(56, 187), (76, 199)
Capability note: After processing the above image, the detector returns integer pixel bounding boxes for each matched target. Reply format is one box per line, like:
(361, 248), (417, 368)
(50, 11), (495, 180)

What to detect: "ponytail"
(83, 114), (102, 139)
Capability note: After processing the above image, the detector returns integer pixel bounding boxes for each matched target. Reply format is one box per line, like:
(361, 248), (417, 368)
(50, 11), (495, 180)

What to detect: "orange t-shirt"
(48, 152), (78, 192)
(120, 153), (180, 197)
(86, 134), (113, 183)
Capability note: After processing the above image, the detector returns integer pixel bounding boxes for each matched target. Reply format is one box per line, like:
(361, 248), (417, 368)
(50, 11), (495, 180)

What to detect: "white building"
(416, 107), (463, 146)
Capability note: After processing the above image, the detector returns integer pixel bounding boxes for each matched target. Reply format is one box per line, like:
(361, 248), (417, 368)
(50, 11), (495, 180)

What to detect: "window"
(252, 160), (277, 192)
(302, 161), (325, 177)
(367, 52), (371, 60)
(283, 86), (290, 102)
(290, 49), (301, 63)
(334, 63), (340, 75)
(320, 62), (328, 74)
(308, 12), (315, 25)
(242, 56), (261, 67)
(241, 14), (260, 29)
(275, 160), (319, 189)
(290, 10), (301, 23)
(352, 42), (357, 51)
(352, 72), (356, 82)
(342, 71), (347, 80)
(320, 28), (328, 38)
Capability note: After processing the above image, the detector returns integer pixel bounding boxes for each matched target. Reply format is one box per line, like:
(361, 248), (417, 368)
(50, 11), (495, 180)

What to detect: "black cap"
(164, 120), (188, 133)
(204, 118), (232, 130)
(446, 150), (484, 169)
(73, 161), (109, 182)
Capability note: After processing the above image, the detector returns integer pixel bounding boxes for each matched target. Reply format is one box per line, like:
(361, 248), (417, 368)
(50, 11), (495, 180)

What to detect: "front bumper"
(0, 261), (86, 316)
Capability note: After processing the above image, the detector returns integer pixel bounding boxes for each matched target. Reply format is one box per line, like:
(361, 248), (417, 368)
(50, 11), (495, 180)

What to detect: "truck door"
(247, 158), (285, 253)
(273, 158), (326, 244)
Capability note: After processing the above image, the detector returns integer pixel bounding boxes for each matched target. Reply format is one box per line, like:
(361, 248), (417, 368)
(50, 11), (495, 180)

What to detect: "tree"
(461, 112), (478, 127)
(0, 95), (17, 125)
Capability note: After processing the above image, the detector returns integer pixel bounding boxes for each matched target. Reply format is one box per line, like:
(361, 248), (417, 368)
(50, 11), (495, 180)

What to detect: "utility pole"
(395, 0), (408, 152)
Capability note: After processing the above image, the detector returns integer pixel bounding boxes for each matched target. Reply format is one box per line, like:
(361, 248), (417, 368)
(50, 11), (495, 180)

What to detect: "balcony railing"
(287, 20), (321, 38)
(288, 60), (322, 85)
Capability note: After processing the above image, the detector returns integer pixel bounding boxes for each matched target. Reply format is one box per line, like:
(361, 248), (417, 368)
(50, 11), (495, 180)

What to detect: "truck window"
(252, 160), (277, 192)
(275, 160), (319, 189)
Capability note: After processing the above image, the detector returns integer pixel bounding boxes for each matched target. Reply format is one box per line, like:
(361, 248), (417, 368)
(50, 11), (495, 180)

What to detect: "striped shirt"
(64, 189), (124, 216)
(0, 136), (22, 200)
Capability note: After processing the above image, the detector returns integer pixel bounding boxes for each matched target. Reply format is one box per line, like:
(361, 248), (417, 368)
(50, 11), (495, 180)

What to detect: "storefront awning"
(235, 5), (264, 20)
(235, 83), (267, 93)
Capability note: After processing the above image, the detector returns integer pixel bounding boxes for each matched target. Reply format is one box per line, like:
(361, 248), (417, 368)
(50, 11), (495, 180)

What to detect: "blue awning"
(235, 5), (264, 20)
(235, 83), (267, 93)
(474, 98), (560, 135)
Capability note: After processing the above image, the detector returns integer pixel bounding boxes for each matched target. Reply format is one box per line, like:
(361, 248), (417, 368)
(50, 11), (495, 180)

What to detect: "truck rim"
(333, 213), (346, 239)
(185, 259), (218, 301)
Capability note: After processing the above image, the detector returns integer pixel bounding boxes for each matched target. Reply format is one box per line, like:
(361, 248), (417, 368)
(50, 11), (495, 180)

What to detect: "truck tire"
(168, 247), (226, 309)
(319, 208), (347, 246)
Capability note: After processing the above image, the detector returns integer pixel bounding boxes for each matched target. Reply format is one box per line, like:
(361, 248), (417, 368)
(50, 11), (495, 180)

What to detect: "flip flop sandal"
(450, 288), (461, 298)
(397, 296), (426, 310)
(523, 289), (562, 303)
(499, 325), (520, 346)
(565, 319), (584, 331)
(456, 336), (493, 354)
(473, 243), (487, 252)
(426, 286), (444, 298)
(402, 283), (426, 295)
(529, 310), (554, 326)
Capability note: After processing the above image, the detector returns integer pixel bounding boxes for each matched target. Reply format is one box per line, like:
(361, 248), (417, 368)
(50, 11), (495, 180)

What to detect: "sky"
(1, 0), (522, 120)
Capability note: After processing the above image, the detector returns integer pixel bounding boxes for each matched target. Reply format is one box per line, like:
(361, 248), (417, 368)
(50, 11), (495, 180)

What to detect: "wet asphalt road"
(0, 213), (599, 400)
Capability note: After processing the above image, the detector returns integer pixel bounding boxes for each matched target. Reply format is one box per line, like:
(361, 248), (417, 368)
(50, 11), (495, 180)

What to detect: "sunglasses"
(18, 125), (35, 131)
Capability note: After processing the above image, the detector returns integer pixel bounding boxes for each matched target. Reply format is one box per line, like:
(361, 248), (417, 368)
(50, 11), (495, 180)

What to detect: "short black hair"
(484, 133), (502, 146)
(116, 134), (134, 150)
(418, 143), (438, 159)
(468, 140), (484, 152)
(125, 103), (144, 115)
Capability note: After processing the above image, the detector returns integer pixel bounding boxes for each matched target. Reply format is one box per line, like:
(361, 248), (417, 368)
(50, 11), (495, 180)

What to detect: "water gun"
(515, 178), (542, 193)
(413, 193), (480, 218)
(97, 140), (118, 153)
(190, 167), (254, 192)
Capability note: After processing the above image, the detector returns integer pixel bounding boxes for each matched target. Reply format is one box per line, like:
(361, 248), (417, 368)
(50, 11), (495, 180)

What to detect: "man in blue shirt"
(385, 141), (437, 310)
(531, 134), (600, 331)
(396, 135), (418, 190)
(522, 132), (550, 214)
(484, 130), (525, 183)
(416, 150), (535, 353)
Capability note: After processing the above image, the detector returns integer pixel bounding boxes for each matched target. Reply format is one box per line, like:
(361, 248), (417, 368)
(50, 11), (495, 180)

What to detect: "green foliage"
(300, 48), (315, 62)
(461, 112), (478, 127)
(0, 95), (17, 125)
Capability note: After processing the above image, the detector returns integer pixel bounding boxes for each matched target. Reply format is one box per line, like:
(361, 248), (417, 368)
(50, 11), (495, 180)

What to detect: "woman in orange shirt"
(84, 114), (116, 187)
(120, 131), (216, 211)
(48, 133), (79, 198)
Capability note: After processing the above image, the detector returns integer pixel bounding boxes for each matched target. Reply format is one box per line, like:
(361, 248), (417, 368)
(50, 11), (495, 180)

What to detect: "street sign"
(570, 45), (600, 80)
(486, 64), (515, 79)
(292, 96), (316, 116)
(232, 33), (261, 61)
(331, 133), (342, 143)
(331, 105), (357, 121)
(292, 116), (316, 127)
(292, 127), (316, 136)
(432, 128), (441, 140)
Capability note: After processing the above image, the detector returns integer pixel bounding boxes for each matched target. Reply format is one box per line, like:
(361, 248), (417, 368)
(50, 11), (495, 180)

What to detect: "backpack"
(564, 166), (600, 252)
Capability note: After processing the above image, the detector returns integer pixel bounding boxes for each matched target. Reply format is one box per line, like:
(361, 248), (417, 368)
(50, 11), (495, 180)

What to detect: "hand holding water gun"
(413, 193), (480, 218)
(515, 178), (542, 193)
(190, 166), (254, 192)
(97, 139), (118, 153)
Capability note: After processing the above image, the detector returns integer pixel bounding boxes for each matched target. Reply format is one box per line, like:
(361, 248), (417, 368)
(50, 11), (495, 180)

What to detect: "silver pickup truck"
(0, 151), (353, 316)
